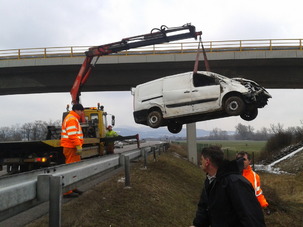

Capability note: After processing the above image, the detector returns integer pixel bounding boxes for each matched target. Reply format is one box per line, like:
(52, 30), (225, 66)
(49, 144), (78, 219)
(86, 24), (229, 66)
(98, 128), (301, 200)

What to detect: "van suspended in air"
(131, 71), (271, 134)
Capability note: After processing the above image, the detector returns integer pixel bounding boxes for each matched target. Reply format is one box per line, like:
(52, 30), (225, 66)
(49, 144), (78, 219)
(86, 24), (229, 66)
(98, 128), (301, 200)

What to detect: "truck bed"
(0, 140), (61, 159)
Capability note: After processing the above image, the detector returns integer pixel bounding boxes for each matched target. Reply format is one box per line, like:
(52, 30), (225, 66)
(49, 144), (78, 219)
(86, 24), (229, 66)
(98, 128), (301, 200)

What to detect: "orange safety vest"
(61, 111), (84, 148)
(242, 165), (269, 208)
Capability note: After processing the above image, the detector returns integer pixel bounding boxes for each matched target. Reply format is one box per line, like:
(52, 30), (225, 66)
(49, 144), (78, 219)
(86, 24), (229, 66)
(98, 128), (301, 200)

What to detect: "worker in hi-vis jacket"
(61, 103), (84, 197)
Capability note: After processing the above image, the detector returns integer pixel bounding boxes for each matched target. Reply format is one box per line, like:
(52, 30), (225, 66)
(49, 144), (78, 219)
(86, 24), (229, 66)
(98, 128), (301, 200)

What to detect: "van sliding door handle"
(184, 91), (190, 93)
(192, 90), (198, 92)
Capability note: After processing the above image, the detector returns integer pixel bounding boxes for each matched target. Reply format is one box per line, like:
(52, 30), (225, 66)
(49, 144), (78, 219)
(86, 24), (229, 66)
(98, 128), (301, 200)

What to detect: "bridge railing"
(0, 39), (302, 60)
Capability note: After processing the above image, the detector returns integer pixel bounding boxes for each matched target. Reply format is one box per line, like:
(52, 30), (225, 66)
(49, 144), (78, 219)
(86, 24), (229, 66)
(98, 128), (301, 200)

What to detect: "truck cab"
(61, 103), (115, 139)
(52, 104), (116, 158)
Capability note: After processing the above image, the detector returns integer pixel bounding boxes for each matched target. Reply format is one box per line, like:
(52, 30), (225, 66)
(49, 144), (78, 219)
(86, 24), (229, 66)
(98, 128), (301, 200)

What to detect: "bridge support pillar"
(186, 123), (198, 165)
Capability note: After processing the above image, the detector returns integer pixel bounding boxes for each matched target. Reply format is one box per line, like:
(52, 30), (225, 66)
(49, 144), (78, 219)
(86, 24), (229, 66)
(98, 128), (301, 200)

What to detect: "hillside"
(272, 150), (303, 174)
(26, 146), (203, 227)
(26, 144), (303, 227)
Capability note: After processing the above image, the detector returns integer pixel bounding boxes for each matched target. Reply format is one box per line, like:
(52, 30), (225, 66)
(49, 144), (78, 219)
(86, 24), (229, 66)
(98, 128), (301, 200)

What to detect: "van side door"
(190, 73), (221, 113)
(163, 73), (192, 117)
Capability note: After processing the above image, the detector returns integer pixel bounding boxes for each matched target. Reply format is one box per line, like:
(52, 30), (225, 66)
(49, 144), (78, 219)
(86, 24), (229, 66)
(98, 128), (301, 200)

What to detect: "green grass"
(173, 140), (267, 160)
(197, 140), (266, 152)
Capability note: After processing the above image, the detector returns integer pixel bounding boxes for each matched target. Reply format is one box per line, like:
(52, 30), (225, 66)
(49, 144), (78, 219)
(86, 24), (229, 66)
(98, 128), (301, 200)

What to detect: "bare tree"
(31, 120), (50, 140)
(0, 120), (61, 142)
(235, 123), (254, 140)
(21, 123), (33, 141)
(270, 123), (284, 134)
(10, 125), (22, 141)
(254, 127), (270, 140)
(0, 127), (9, 141)
(209, 128), (228, 140)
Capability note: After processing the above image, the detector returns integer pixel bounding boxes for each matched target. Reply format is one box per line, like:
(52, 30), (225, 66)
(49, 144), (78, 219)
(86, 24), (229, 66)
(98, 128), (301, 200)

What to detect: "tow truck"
(0, 24), (201, 173)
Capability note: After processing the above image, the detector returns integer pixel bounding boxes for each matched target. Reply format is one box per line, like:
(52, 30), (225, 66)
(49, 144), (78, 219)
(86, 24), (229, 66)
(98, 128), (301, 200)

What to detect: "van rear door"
(163, 73), (192, 117)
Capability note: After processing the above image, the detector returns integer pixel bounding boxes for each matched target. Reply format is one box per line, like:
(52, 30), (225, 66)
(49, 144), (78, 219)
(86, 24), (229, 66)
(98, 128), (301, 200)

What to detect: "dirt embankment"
(273, 150), (303, 174)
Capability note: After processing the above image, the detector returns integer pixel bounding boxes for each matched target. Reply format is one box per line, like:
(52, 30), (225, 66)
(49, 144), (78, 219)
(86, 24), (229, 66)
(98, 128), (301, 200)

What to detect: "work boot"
(73, 189), (83, 195)
(63, 192), (79, 198)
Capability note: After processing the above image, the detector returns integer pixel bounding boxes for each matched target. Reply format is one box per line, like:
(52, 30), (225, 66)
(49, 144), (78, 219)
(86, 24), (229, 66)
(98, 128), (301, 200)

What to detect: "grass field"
(173, 140), (267, 160)
(26, 143), (303, 227)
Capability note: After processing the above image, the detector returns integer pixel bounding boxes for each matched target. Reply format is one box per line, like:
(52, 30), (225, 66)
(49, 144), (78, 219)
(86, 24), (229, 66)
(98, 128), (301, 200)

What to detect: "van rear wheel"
(168, 121), (182, 134)
(147, 110), (163, 128)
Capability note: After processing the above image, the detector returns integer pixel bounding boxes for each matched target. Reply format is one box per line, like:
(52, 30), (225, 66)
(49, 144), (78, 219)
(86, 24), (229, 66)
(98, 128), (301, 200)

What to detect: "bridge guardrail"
(0, 143), (168, 223)
(0, 39), (302, 60)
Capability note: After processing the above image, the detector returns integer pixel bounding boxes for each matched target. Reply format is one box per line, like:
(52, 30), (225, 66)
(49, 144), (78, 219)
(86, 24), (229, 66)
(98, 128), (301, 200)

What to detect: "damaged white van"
(131, 71), (271, 134)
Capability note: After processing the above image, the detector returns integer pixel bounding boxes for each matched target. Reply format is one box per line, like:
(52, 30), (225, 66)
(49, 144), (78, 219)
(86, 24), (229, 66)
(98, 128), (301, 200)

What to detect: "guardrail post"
(37, 175), (50, 202)
(49, 176), (62, 227)
(124, 156), (131, 188)
(143, 149), (148, 169)
(152, 147), (156, 161)
(140, 148), (148, 170)
(158, 145), (162, 156)
(163, 143), (168, 152)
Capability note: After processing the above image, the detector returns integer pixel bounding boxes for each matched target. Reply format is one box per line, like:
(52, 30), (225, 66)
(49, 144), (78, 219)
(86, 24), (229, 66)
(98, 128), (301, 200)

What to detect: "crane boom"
(71, 23), (202, 104)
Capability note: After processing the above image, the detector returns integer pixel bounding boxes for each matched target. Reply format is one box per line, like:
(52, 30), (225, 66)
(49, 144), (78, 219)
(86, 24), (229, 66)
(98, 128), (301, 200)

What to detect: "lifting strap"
(193, 35), (210, 73)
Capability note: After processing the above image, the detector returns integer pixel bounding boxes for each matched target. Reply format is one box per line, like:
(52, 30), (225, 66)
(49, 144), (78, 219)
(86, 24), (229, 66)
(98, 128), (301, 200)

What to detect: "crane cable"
(193, 35), (210, 73)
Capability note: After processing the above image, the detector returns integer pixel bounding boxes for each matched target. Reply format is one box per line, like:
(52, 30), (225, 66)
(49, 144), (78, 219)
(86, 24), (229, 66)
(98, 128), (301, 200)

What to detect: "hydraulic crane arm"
(71, 23), (202, 104)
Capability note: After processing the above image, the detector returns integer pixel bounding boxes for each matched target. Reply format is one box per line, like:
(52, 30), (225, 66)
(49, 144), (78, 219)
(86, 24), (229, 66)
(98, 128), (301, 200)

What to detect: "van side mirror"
(111, 115), (115, 126)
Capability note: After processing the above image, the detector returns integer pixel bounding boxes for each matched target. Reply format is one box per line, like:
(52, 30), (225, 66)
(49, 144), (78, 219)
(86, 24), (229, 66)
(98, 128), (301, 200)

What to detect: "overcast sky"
(1, 0), (303, 132)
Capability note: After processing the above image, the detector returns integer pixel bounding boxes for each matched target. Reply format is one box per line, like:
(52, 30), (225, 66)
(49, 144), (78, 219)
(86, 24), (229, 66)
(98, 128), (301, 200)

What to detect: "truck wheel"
(241, 108), (258, 121)
(147, 110), (163, 128)
(224, 96), (245, 116)
(20, 164), (30, 172)
(168, 122), (182, 134)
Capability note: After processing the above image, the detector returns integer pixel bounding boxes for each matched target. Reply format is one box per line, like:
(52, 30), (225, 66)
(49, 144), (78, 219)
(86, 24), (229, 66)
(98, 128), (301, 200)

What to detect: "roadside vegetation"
(0, 120), (61, 141)
(173, 140), (266, 161)
(182, 122), (303, 163)
(26, 143), (303, 227)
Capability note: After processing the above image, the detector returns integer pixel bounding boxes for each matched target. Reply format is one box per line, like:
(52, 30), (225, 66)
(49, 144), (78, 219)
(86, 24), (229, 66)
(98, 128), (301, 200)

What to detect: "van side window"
(193, 73), (217, 87)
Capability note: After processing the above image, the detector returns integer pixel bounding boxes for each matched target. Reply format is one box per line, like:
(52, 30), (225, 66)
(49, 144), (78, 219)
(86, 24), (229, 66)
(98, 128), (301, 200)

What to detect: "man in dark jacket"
(191, 146), (265, 227)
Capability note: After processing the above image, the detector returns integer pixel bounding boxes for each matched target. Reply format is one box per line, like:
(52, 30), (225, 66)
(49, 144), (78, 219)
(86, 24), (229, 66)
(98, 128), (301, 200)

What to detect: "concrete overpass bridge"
(0, 38), (303, 96)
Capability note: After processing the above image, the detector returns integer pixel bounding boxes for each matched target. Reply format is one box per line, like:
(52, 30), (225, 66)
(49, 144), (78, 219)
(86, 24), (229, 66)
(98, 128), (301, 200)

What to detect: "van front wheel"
(147, 110), (163, 128)
(224, 96), (245, 116)
(241, 107), (258, 121)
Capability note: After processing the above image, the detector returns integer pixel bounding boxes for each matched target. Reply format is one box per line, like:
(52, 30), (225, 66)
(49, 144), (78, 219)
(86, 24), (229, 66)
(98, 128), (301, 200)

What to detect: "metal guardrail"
(0, 143), (168, 225)
(0, 39), (302, 60)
